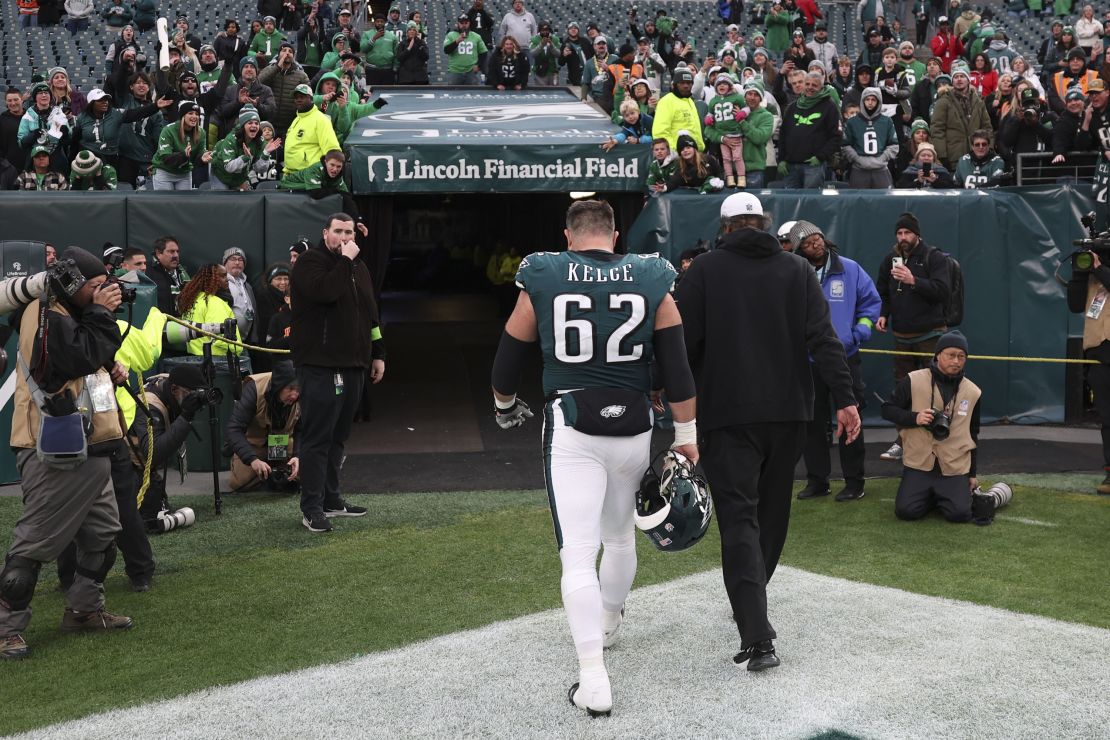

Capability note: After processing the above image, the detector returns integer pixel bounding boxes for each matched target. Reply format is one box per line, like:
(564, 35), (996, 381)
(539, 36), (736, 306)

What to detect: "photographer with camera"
(882, 331), (980, 522)
(226, 361), (301, 492)
(530, 21), (560, 86)
(997, 88), (1056, 177)
(1066, 218), (1110, 495)
(131, 365), (212, 527)
(0, 247), (133, 661)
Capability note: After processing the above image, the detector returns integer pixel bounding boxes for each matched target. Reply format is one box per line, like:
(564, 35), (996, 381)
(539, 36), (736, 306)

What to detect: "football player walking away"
(675, 193), (861, 671)
(491, 200), (699, 717)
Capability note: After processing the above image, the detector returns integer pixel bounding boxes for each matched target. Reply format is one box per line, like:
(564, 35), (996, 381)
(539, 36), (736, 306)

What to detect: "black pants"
(916, 18), (929, 45)
(802, 353), (865, 487)
(297, 365), (365, 517)
(58, 440), (154, 584)
(894, 466), (972, 522)
(1085, 362), (1110, 467)
(701, 421), (806, 650)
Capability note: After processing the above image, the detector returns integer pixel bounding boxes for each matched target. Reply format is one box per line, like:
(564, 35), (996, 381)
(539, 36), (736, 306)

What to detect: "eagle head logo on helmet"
(634, 450), (713, 552)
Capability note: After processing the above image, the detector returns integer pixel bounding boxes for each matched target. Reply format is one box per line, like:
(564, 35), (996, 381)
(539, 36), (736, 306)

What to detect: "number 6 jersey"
(515, 250), (677, 396)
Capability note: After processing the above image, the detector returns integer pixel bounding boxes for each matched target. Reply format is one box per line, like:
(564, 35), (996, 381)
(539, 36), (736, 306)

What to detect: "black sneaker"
(130, 576), (152, 593)
(324, 500), (367, 518)
(835, 486), (866, 502)
(737, 639), (781, 674)
(302, 513), (333, 532)
(797, 481), (831, 500)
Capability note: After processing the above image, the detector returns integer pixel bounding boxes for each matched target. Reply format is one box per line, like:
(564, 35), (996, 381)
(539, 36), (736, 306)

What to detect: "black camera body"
(106, 276), (138, 304)
(922, 161), (932, 176)
(47, 258), (86, 297)
(1021, 106), (1040, 123)
(1072, 211), (1110, 271)
(925, 408), (951, 440)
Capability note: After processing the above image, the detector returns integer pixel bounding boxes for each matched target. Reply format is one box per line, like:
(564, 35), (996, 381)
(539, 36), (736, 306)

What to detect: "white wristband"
(494, 395), (517, 410)
(673, 419), (697, 447)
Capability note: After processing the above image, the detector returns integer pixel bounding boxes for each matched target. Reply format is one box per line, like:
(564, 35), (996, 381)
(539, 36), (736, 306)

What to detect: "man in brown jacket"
(930, 62), (991, 170)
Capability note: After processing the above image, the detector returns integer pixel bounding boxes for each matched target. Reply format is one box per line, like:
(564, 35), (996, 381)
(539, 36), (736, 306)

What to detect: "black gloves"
(179, 389), (207, 420)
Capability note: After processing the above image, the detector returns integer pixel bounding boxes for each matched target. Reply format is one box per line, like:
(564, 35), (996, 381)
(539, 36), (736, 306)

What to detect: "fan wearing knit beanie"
(875, 212), (955, 463)
(881, 329), (982, 523)
(69, 150), (119, 191)
(209, 104), (282, 190)
(790, 221), (882, 502)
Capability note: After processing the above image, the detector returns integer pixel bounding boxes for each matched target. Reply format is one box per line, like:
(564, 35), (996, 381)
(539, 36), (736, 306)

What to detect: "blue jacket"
(815, 248), (882, 358)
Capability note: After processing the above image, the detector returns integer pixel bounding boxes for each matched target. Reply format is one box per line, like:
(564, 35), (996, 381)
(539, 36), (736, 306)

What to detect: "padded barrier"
(625, 186), (1100, 424)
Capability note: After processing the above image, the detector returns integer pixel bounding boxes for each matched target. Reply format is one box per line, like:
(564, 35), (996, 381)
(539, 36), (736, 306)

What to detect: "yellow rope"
(164, 315), (291, 354)
(134, 384), (154, 510)
(858, 348), (1098, 365)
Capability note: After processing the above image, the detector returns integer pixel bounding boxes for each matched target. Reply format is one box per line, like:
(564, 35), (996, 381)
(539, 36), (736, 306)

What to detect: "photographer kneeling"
(225, 360), (300, 492)
(1067, 244), (1110, 494)
(130, 365), (211, 529)
(882, 331), (981, 522)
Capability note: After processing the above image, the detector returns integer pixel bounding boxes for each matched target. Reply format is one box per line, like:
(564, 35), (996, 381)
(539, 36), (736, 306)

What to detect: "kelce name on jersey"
(566, 263), (635, 282)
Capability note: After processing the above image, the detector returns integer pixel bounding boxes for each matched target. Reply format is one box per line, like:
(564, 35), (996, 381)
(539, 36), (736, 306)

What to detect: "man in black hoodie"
(778, 71), (842, 188)
(290, 213), (386, 533)
(675, 192), (860, 672)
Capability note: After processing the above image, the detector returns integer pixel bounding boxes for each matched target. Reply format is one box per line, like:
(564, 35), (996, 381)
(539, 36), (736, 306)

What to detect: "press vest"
(900, 368), (980, 476)
(11, 299), (124, 450)
(126, 373), (172, 470)
(1082, 276), (1110, 350)
(243, 373), (298, 453)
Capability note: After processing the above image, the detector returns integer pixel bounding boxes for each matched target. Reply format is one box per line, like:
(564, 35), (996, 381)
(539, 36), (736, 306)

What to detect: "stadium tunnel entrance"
(360, 192), (646, 311)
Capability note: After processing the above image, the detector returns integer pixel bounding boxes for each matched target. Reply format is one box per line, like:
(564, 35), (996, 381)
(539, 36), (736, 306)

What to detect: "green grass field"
(1, 477), (1108, 736)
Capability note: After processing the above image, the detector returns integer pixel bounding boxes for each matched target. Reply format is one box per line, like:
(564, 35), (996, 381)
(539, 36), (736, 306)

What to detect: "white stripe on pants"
(544, 399), (651, 661)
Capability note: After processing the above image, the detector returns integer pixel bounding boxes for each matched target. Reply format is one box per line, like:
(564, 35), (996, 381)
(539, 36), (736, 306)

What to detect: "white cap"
(86, 88), (112, 102)
(720, 193), (764, 219)
(777, 220), (798, 239)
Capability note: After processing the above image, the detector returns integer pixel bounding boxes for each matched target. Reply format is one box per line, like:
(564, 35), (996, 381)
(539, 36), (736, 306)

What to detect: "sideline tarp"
(626, 187), (1093, 424)
(346, 87), (648, 193)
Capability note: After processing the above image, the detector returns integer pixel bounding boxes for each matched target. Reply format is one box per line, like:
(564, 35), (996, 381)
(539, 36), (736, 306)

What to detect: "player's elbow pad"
(653, 325), (696, 403)
(491, 330), (534, 397)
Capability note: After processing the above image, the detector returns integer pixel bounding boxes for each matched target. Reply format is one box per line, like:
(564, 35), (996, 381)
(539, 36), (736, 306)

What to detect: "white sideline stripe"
(18, 567), (1110, 740)
(994, 515), (1058, 527)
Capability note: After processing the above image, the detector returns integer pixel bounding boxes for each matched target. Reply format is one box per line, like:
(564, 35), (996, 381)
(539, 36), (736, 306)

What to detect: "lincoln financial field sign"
(347, 89), (650, 193)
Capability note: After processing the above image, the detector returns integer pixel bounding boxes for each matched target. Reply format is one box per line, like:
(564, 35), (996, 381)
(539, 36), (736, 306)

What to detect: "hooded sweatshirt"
(283, 103), (340, 173)
(675, 226), (855, 429)
(498, 6), (537, 48)
(842, 86), (899, 170)
(780, 85), (842, 163)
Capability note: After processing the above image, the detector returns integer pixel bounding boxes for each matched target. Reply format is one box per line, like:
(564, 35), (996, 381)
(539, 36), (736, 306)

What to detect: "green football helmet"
(635, 450), (713, 552)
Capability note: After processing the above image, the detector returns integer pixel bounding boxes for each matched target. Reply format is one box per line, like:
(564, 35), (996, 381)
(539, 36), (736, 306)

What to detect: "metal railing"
(1016, 151), (1099, 186)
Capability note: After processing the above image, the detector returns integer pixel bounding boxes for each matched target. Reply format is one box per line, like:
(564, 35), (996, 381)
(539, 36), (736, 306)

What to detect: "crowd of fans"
(2, 0), (1110, 193)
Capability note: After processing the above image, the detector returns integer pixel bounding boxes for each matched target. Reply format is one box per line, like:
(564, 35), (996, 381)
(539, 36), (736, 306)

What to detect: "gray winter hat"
(788, 220), (825, 248)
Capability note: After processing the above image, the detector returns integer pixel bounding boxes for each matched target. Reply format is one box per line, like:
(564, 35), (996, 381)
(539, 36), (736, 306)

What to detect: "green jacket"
(151, 122), (207, 175)
(646, 153), (678, 188)
(279, 159), (349, 192)
(765, 9), (793, 53)
(737, 105), (774, 171)
(361, 29), (399, 69)
(211, 130), (272, 188)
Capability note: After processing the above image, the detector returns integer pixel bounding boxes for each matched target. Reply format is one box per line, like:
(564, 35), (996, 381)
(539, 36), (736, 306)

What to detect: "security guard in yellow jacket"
(226, 361), (300, 491)
(1067, 250), (1110, 495)
(881, 331), (981, 523)
(0, 247), (133, 661)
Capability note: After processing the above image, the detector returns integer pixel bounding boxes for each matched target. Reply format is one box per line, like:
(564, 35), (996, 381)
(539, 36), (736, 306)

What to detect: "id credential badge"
(1088, 290), (1108, 320)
